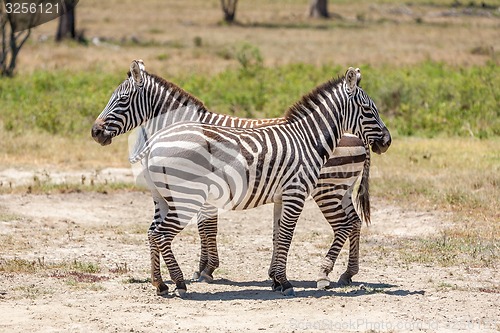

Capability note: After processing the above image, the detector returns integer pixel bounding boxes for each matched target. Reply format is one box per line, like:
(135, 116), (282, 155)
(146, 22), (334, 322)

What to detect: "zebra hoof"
(174, 281), (187, 298)
(271, 281), (282, 292)
(316, 278), (331, 290)
(337, 273), (353, 286)
(156, 283), (169, 297)
(198, 271), (214, 283)
(175, 288), (187, 299)
(280, 281), (295, 296)
(192, 271), (201, 281)
(282, 287), (296, 297)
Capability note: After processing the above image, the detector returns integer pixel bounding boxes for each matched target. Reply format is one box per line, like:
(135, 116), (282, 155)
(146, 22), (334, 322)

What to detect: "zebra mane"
(284, 75), (345, 121)
(127, 70), (210, 113)
(152, 72), (209, 111)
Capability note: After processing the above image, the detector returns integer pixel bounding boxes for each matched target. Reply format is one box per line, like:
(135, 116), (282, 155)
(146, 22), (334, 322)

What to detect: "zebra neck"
(145, 83), (285, 132)
(143, 85), (214, 134)
(141, 74), (213, 129)
(285, 95), (344, 164)
(282, 78), (348, 162)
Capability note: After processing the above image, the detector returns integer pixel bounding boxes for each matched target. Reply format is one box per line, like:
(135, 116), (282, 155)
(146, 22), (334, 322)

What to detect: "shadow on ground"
(150, 278), (425, 301)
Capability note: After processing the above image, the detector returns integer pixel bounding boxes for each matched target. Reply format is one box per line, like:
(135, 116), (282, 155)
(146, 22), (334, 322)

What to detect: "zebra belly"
(146, 144), (289, 213)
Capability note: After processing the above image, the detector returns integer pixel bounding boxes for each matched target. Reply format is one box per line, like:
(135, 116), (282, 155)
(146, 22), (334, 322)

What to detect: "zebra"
(105, 60), (371, 290)
(104, 60), (371, 290)
(135, 122), (369, 289)
(92, 61), (391, 297)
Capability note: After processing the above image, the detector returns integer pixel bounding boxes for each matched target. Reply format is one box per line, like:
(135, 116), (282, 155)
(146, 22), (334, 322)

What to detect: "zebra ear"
(137, 59), (146, 71)
(130, 60), (143, 87)
(355, 67), (362, 84)
(345, 67), (358, 95)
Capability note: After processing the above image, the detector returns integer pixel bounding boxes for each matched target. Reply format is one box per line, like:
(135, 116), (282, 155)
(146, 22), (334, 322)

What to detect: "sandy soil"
(0, 188), (498, 332)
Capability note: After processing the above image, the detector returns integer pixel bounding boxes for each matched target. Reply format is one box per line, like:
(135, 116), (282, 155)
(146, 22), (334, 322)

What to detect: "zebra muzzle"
(371, 127), (391, 154)
(91, 119), (113, 146)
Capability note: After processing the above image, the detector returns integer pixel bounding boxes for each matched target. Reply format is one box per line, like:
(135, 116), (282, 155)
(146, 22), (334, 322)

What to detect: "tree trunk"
(309, 0), (329, 18)
(1, 6), (32, 77)
(56, 1), (76, 41)
(221, 0), (238, 23)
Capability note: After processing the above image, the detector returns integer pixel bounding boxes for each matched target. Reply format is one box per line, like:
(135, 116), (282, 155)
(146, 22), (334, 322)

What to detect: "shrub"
(0, 61), (497, 138)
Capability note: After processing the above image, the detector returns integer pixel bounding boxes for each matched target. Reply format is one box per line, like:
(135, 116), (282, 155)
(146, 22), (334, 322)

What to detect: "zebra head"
(92, 60), (148, 146)
(343, 67), (391, 154)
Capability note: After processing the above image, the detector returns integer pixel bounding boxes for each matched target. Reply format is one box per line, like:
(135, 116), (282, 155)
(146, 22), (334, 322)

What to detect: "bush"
(0, 61), (498, 138)
(0, 70), (122, 135)
(363, 61), (499, 137)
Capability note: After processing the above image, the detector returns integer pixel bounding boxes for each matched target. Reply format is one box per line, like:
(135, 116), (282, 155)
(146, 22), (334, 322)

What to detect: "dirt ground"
(0, 173), (498, 332)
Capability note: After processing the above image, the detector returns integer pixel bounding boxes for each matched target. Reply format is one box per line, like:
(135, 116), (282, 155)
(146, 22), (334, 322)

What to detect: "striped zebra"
(135, 121), (369, 289)
(102, 61), (370, 290)
(92, 61), (391, 297)
(100, 60), (370, 292)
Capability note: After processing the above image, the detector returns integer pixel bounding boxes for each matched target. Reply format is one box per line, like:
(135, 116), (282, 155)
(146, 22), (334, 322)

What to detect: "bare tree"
(221, 0), (238, 23)
(309, 0), (329, 18)
(56, 0), (84, 42)
(0, 2), (33, 77)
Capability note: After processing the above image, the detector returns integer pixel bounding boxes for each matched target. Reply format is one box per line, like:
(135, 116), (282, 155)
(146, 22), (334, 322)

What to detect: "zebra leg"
(150, 210), (190, 298)
(319, 212), (352, 289)
(338, 202), (362, 286)
(312, 187), (352, 289)
(149, 229), (169, 296)
(198, 204), (219, 283)
(268, 202), (282, 290)
(149, 199), (169, 296)
(271, 195), (305, 297)
(193, 211), (209, 281)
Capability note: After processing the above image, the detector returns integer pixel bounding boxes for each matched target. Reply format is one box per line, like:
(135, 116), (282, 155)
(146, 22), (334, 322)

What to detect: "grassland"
(371, 137), (499, 267)
(11, 0), (500, 75)
(0, 4), (499, 330)
(1, 61), (498, 137)
(1, 0), (499, 270)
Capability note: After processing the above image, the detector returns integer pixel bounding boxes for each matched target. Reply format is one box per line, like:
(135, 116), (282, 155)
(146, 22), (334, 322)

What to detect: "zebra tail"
(356, 146), (371, 225)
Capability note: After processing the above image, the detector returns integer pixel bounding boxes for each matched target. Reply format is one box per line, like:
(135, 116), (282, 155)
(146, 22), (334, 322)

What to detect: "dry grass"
(15, 0), (499, 75)
(371, 136), (499, 223)
(0, 257), (100, 274)
(371, 136), (499, 267)
(0, 130), (129, 170)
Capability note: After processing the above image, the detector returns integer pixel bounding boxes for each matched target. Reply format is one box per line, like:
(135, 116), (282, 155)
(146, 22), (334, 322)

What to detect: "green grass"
(0, 69), (122, 135)
(400, 232), (498, 268)
(0, 208), (22, 222)
(365, 61), (500, 138)
(69, 260), (101, 274)
(124, 277), (151, 284)
(13, 285), (52, 299)
(0, 257), (125, 288)
(1, 60), (498, 138)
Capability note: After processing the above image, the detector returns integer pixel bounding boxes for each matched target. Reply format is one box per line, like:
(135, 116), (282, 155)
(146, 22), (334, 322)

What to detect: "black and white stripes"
(92, 61), (391, 297)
